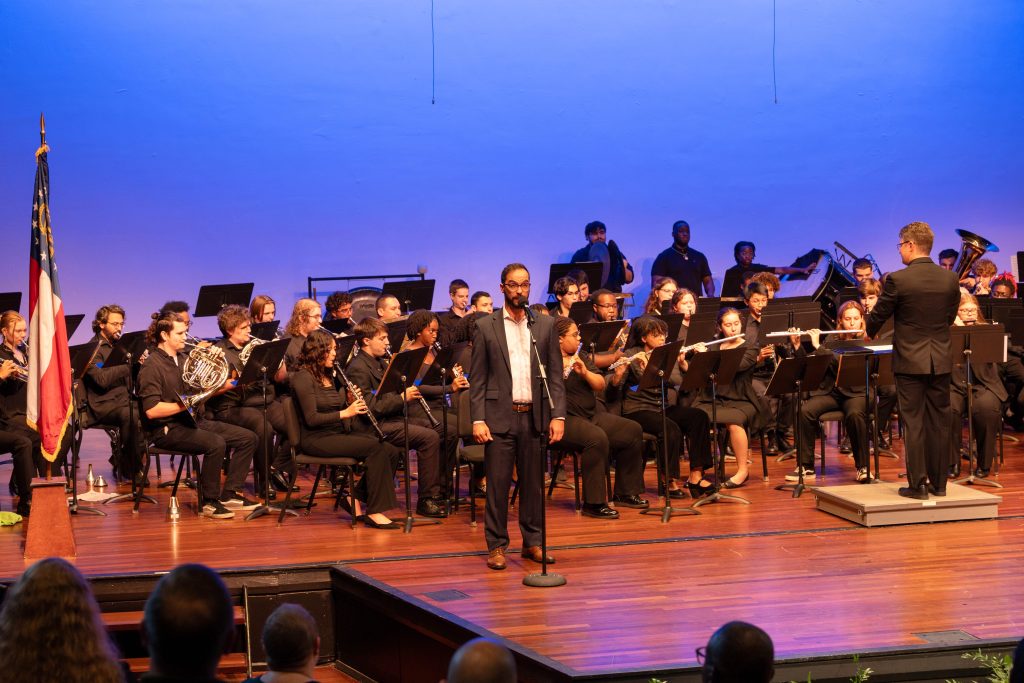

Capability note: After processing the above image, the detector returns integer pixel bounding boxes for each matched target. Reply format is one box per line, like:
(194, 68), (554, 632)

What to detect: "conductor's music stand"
(634, 340), (699, 522)
(951, 324), (1006, 489)
(194, 283), (254, 317)
(382, 279), (436, 315)
(377, 346), (436, 532)
(681, 346), (751, 508)
(765, 354), (831, 498)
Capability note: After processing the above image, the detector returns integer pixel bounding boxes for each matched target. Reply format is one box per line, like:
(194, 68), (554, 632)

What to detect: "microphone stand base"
(523, 571), (566, 588)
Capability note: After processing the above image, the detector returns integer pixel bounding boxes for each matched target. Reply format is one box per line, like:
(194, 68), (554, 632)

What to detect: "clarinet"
(334, 362), (385, 441)
(386, 343), (440, 428)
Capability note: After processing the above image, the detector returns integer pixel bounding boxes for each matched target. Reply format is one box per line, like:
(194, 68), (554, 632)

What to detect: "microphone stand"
(522, 308), (566, 588)
(247, 362), (298, 521)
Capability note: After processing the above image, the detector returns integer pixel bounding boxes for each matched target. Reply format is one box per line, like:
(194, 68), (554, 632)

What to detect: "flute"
(764, 329), (862, 338)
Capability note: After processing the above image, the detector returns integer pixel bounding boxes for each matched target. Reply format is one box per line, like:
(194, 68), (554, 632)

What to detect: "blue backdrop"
(2, 1), (1021, 340)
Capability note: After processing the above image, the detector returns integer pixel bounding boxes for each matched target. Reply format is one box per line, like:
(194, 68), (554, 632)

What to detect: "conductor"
(865, 221), (960, 499)
(471, 263), (566, 571)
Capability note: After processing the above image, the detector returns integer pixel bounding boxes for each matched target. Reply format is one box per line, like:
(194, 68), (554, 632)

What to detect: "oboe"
(334, 361), (385, 440)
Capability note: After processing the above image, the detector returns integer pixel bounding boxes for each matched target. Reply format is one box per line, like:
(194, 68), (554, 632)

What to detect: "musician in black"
(951, 294), (1008, 477)
(439, 279), (471, 347)
(721, 241), (813, 299)
(291, 330), (401, 528)
(0, 311), (72, 494)
(323, 291), (355, 334)
(250, 294), (278, 324)
(403, 310), (468, 496)
(138, 313), (258, 519)
(375, 294), (403, 323)
(82, 304), (142, 483)
(789, 301), (874, 482)
(610, 316), (713, 498)
(570, 221), (635, 292)
(282, 299), (324, 374)
(691, 308), (766, 488)
(470, 291), (493, 314)
(0, 310), (36, 516)
(345, 317), (446, 518)
(208, 305), (291, 495)
(551, 276), (579, 318)
(555, 316), (646, 516)
(650, 221), (714, 296)
(744, 282), (790, 453)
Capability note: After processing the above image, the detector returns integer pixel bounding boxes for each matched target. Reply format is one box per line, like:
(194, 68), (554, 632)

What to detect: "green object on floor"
(0, 511), (23, 526)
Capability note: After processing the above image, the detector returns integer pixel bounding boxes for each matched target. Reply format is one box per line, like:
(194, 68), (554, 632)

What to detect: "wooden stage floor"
(2, 428), (1022, 680)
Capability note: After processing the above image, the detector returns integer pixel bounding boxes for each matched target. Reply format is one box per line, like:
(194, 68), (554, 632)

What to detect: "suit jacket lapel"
(492, 310), (512, 375)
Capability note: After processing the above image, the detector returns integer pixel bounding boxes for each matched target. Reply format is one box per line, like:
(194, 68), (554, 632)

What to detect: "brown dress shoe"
(486, 547), (507, 570)
(520, 545), (555, 564)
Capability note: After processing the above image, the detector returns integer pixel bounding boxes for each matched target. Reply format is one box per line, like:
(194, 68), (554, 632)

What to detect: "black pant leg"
(199, 419), (257, 495)
(841, 394), (870, 470)
(924, 373), (953, 488)
(152, 424), (226, 501)
(669, 405), (712, 472)
(623, 410), (682, 480)
(592, 412), (644, 496)
(558, 416), (610, 504)
(303, 431), (400, 514)
(484, 430), (518, 551)
(798, 394), (840, 469)
(0, 428), (35, 504)
(971, 389), (1002, 470)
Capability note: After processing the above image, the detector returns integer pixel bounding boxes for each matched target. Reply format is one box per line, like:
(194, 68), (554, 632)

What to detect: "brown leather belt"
(512, 402), (533, 413)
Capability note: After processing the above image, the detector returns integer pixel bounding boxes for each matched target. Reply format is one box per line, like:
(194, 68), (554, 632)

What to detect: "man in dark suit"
(866, 221), (960, 499)
(470, 262), (566, 571)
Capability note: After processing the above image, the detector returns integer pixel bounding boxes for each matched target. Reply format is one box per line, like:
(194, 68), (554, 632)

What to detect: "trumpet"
(334, 362), (385, 440)
(3, 343), (30, 382)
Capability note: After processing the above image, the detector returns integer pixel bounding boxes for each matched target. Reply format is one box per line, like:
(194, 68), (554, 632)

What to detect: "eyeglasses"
(595, 302), (617, 309)
(504, 281), (530, 291)
(695, 646), (706, 665)
(897, 240), (911, 249)
(305, 312), (323, 319)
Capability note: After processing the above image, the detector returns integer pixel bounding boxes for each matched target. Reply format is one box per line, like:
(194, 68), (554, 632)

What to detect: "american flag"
(26, 116), (73, 463)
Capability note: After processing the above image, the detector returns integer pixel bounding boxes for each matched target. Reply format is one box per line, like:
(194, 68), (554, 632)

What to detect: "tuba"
(954, 228), (999, 280)
(179, 336), (229, 412)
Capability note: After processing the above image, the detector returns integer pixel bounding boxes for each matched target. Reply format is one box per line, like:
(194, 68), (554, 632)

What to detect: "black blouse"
(290, 368), (351, 442)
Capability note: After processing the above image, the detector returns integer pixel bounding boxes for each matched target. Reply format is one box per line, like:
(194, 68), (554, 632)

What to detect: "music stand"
(579, 321), (624, 354)
(382, 279), (436, 314)
(547, 262), (602, 295)
(0, 292), (21, 313)
(66, 341), (106, 516)
(386, 319), (409, 352)
(65, 314), (85, 339)
(250, 321), (280, 341)
(322, 318), (353, 336)
(951, 324), (1006, 489)
(765, 354), (831, 498)
(102, 331), (158, 505)
(333, 335), (358, 366)
(567, 301), (593, 326)
(681, 346), (751, 508)
(634, 340), (700, 522)
(685, 312), (719, 345)
(194, 283), (254, 317)
(377, 346), (436, 532)
(235, 339), (296, 521)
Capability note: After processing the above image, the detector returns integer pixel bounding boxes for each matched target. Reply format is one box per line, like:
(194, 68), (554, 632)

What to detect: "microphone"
(523, 304), (536, 326)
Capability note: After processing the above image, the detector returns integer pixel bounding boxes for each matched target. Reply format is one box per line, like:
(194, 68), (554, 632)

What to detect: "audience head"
(938, 248), (959, 271)
(261, 603), (320, 676)
(446, 637), (516, 683)
(142, 563), (235, 680)
(1010, 636), (1024, 683)
(0, 558), (123, 683)
(700, 620), (774, 683)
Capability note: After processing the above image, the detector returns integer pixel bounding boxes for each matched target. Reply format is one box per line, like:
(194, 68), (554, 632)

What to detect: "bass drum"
(349, 286), (382, 323)
(775, 252), (856, 325)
